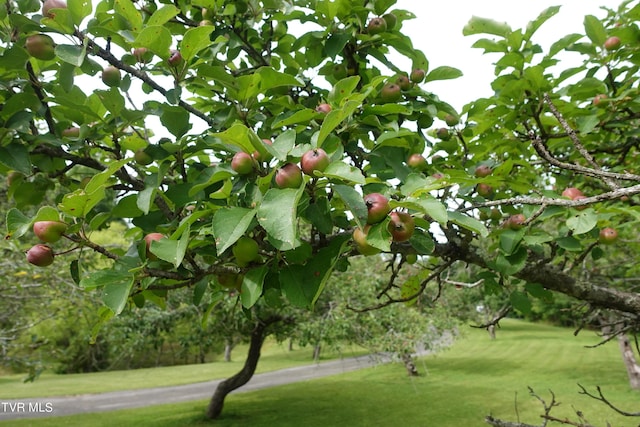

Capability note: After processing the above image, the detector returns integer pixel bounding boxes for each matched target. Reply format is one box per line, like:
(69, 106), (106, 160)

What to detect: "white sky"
(396, 1), (608, 110)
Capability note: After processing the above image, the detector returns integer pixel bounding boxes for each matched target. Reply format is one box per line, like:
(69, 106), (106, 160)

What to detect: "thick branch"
(436, 242), (640, 317)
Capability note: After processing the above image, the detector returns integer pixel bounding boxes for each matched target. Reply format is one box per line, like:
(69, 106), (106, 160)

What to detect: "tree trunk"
(312, 344), (321, 361)
(401, 353), (419, 376)
(617, 333), (640, 389)
(206, 316), (281, 419)
(487, 324), (496, 340)
(224, 339), (233, 362)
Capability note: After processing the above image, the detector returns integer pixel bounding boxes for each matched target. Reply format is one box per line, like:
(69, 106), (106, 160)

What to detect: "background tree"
(2, 0), (640, 422)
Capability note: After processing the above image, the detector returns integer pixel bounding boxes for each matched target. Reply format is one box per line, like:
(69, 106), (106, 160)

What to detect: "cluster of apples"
(352, 193), (415, 256)
(231, 139), (331, 189)
(26, 221), (68, 267)
(561, 187), (619, 244)
(23, 0), (66, 61)
(379, 68), (425, 104)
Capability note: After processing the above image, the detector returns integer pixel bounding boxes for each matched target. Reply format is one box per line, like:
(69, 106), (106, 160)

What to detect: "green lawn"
(3, 320), (639, 427)
(0, 341), (367, 399)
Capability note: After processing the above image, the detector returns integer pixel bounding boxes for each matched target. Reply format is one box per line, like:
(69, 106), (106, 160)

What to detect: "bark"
(312, 344), (321, 361)
(224, 339), (233, 362)
(206, 316), (282, 419)
(435, 241), (640, 317)
(617, 333), (640, 389)
(487, 324), (496, 340)
(401, 353), (419, 376)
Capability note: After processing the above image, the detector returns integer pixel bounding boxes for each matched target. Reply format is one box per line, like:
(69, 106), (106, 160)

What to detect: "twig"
(577, 384), (640, 417)
(543, 93), (619, 191)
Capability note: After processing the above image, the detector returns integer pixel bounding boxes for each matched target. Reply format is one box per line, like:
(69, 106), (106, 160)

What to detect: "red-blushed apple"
(364, 193), (391, 224)
(436, 127), (450, 140)
(25, 34), (56, 61)
(301, 148), (330, 175)
(232, 236), (260, 267)
(445, 114), (459, 126)
(144, 233), (164, 260)
(388, 211), (415, 242)
(26, 244), (54, 267)
(599, 227), (618, 244)
(380, 83), (402, 103)
(504, 214), (526, 230)
(475, 165), (492, 178)
(275, 163), (303, 188)
(407, 153), (428, 170)
(316, 103), (332, 114)
(604, 36), (621, 51)
(367, 17), (387, 34)
(168, 50), (183, 67)
(33, 221), (67, 243)
(396, 75), (412, 91)
(42, 0), (66, 17)
(432, 172), (445, 180)
(476, 183), (494, 198)
(561, 187), (584, 200)
(101, 66), (121, 87)
(231, 152), (255, 175)
(253, 139), (273, 162)
(132, 47), (150, 64)
(593, 94), (608, 107)
(352, 226), (381, 256)
(410, 68), (425, 83)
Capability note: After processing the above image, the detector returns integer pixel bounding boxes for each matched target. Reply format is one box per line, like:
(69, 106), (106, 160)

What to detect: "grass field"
(0, 341), (367, 399)
(2, 319), (639, 427)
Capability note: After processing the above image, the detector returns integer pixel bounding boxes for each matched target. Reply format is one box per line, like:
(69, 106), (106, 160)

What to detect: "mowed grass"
(0, 341), (367, 399)
(3, 319), (639, 427)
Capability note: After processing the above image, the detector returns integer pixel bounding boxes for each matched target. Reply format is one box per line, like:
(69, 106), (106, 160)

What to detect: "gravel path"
(0, 353), (393, 421)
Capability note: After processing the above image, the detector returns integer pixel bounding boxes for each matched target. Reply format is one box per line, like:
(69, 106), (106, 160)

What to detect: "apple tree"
(3, 0), (640, 421)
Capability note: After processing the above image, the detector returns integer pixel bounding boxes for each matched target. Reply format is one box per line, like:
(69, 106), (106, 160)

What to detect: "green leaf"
(41, 9), (74, 34)
(0, 143), (31, 174)
(160, 105), (191, 138)
(320, 162), (365, 184)
(328, 76), (360, 105)
(424, 66), (463, 82)
(103, 277), (134, 315)
(34, 206), (62, 222)
(409, 230), (435, 255)
(566, 209), (597, 235)
(463, 16), (512, 37)
(556, 236), (583, 251)
(211, 123), (258, 154)
(524, 6), (560, 41)
(114, 0), (143, 32)
(448, 211), (489, 237)
(5, 208), (31, 239)
(240, 265), (268, 308)
(280, 236), (349, 307)
(583, 15), (607, 46)
(181, 26), (214, 61)
(257, 67), (304, 91)
(68, 0), (92, 26)
(333, 184), (368, 230)
(366, 220), (392, 252)
(257, 188), (303, 251)
(317, 97), (363, 147)
(147, 4), (179, 26)
(495, 247), (527, 275)
(272, 109), (318, 128)
(96, 89), (125, 115)
(500, 229), (525, 255)
(510, 290), (532, 315)
(133, 26), (173, 58)
(149, 235), (186, 268)
(212, 207), (257, 254)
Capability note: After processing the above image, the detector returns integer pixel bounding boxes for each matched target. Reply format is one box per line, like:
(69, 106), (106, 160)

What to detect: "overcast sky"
(395, 1), (609, 110)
